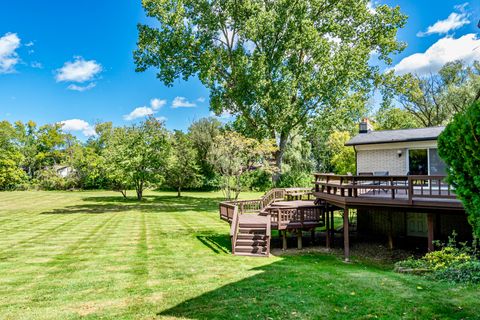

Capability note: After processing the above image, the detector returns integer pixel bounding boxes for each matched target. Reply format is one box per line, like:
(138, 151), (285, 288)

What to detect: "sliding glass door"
(408, 149), (428, 175)
(408, 148), (446, 175)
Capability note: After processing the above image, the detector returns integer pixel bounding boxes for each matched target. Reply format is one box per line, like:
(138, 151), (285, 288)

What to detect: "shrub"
(432, 261), (480, 284)
(36, 168), (79, 190)
(423, 246), (471, 270)
(438, 100), (480, 239)
(277, 170), (312, 188)
(395, 233), (479, 283)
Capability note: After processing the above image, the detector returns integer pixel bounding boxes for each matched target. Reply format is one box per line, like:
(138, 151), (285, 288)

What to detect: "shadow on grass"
(157, 254), (475, 320)
(196, 234), (231, 254)
(41, 194), (225, 215)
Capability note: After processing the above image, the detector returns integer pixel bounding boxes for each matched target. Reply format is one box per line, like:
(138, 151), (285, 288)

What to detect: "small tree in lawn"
(165, 130), (202, 197)
(105, 117), (170, 200)
(438, 101), (480, 240)
(208, 131), (276, 200)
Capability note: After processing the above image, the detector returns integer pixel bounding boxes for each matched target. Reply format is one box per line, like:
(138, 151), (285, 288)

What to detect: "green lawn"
(0, 190), (479, 320)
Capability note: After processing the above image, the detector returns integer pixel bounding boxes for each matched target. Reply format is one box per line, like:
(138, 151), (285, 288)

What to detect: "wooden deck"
(313, 174), (463, 212)
(220, 175), (466, 259)
(219, 188), (325, 256)
(313, 173), (465, 261)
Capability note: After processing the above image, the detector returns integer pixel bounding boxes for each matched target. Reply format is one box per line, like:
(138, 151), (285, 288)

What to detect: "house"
(220, 120), (471, 259)
(313, 119), (470, 260)
(346, 119), (446, 176)
(53, 165), (76, 178)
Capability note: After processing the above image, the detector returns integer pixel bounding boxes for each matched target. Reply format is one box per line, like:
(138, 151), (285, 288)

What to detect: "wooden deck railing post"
(408, 176), (413, 204)
(343, 207), (350, 262)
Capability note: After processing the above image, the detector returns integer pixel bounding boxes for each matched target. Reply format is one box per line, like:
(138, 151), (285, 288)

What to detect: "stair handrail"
(229, 206), (240, 254)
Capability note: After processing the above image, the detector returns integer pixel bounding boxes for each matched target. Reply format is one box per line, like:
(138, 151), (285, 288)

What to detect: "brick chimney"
(359, 118), (373, 134)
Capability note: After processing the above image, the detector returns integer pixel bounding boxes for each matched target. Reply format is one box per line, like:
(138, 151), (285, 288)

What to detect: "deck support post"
(387, 212), (394, 250)
(427, 213), (434, 252)
(343, 207), (350, 262)
(330, 210), (335, 248)
(282, 230), (287, 250)
(326, 208), (331, 250)
(310, 228), (315, 244)
(297, 229), (303, 249)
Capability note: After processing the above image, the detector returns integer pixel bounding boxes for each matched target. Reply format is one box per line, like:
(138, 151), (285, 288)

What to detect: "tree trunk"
(177, 186), (181, 197)
(121, 190), (127, 198)
(136, 181), (143, 201)
(273, 132), (288, 184)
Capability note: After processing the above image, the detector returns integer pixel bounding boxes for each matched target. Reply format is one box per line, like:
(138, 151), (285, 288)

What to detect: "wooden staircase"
(232, 215), (270, 257)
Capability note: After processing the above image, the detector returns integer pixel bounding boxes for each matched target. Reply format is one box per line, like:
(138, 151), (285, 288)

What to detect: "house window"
(429, 148), (447, 175)
(407, 148), (447, 175)
(407, 213), (427, 237)
(408, 149), (428, 175)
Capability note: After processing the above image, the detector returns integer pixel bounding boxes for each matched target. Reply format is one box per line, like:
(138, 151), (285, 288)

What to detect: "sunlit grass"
(0, 190), (478, 319)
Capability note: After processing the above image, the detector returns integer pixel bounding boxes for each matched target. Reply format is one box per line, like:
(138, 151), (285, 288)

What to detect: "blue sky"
(0, 0), (479, 138)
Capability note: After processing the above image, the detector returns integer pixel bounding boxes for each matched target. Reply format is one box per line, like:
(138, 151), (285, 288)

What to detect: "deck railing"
(313, 174), (456, 202)
(219, 187), (313, 221)
(266, 206), (325, 230)
(229, 206), (239, 254)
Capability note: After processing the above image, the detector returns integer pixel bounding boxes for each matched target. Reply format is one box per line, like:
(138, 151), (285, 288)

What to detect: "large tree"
(135, 0), (406, 178)
(381, 60), (480, 127)
(165, 130), (202, 197)
(188, 117), (222, 189)
(208, 131), (276, 200)
(0, 121), (27, 190)
(104, 117), (170, 200)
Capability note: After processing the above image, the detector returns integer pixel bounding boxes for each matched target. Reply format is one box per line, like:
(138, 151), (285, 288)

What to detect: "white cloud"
(210, 110), (233, 119)
(25, 41), (34, 47)
(172, 96), (196, 108)
(67, 83), (96, 92)
(150, 98), (166, 110)
(31, 61), (43, 69)
(124, 98), (168, 121)
(393, 34), (480, 75)
(60, 119), (96, 137)
(0, 32), (21, 74)
(156, 116), (167, 122)
(417, 4), (470, 37)
(197, 96), (206, 103)
(123, 106), (155, 120)
(55, 56), (102, 83)
(367, 1), (378, 14)
(417, 12), (470, 37)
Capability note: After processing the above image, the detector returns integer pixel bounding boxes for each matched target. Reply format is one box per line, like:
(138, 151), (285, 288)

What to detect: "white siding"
(356, 148), (407, 175)
(354, 140), (438, 175)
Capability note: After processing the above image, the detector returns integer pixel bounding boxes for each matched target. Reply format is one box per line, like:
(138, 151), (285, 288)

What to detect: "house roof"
(345, 126), (445, 146)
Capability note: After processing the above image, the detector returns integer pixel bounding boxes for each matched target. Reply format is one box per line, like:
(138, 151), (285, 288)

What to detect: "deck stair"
(232, 215), (270, 257)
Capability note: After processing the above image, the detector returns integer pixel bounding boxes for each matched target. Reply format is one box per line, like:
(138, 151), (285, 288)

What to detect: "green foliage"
(164, 130), (202, 197)
(433, 261), (480, 284)
(381, 60), (480, 127)
(308, 92), (367, 171)
(375, 104), (421, 130)
(277, 170), (312, 188)
(0, 121), (28, 190)
(395, 234), (479, 284)
(438, 101), (480, 239)
(36, 168), (79, 191)
(135, 0), (407, 174)
(104, 117), (170, 200)
(326, 131), (355, 174)
(241, 169), (272, 192)
(188, 118), (222, 190)
(207, 131), (276, 200)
